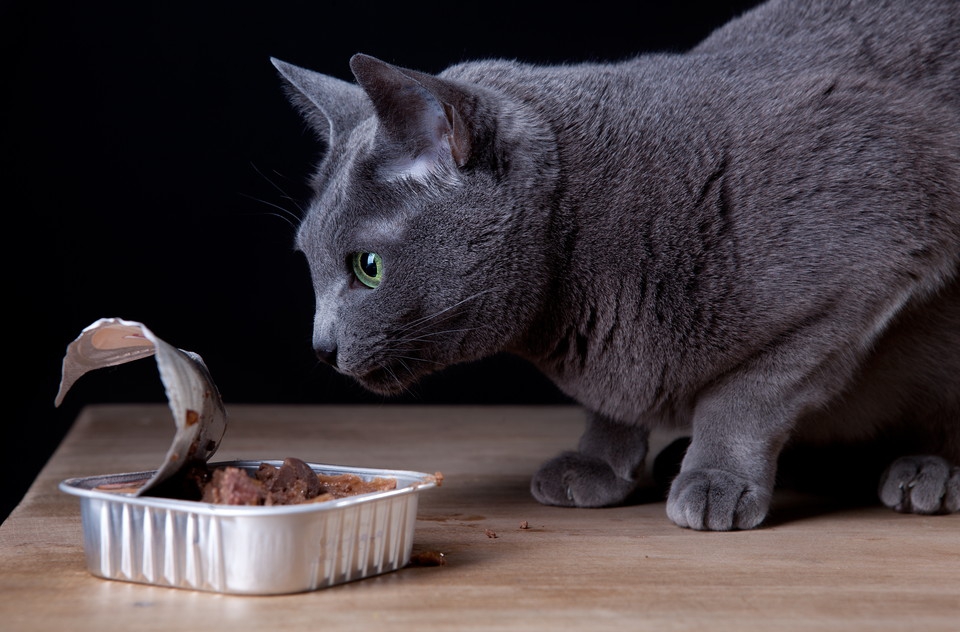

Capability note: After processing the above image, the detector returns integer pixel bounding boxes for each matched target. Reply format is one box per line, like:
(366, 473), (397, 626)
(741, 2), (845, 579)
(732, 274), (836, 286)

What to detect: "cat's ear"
(349, 53), (471, 172)
(271, 58), (370, 147)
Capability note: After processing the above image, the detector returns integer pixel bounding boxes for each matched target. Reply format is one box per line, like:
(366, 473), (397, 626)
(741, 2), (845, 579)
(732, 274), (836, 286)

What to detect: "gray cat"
(272, 0), (960, 530)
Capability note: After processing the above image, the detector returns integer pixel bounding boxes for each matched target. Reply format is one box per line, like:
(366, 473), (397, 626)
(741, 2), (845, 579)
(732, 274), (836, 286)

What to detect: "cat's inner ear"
(271, 57), (370, 147)
(349, 53), (471, 178)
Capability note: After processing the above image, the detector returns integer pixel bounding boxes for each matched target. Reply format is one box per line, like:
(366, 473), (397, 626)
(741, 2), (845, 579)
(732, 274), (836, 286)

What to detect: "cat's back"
(694, 0), (960, 111)
(440, 0), (960, 134)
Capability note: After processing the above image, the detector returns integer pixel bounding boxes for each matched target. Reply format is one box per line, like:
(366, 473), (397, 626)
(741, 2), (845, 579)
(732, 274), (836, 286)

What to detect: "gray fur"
(274, 0), (960, 530)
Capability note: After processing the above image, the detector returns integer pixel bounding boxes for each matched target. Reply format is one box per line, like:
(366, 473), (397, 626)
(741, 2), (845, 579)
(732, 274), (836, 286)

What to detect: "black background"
(3, 0), (762, 522)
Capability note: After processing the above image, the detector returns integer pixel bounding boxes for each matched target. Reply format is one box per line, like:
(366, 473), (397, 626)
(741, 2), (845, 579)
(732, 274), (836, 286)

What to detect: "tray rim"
(59, 459), (438, 518)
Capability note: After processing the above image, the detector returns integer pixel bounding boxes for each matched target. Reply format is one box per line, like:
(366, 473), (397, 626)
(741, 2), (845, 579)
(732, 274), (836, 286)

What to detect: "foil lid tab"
(56, 318), (227, 495)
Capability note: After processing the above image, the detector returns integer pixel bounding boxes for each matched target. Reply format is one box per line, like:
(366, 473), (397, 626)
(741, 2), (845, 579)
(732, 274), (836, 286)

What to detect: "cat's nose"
(315, 345), (338, 368)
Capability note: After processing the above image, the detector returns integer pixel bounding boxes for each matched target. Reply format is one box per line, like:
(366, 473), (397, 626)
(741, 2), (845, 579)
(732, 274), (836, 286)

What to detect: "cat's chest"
(549, 358), (694, 427)
(523, 305), (694, 425)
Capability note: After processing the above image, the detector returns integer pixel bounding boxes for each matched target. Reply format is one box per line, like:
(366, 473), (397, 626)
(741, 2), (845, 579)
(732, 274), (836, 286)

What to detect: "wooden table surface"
(2, 404), (958, 631)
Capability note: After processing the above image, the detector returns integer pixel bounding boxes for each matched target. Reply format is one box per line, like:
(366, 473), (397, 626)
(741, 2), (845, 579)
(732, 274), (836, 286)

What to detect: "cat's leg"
(530, 411), (649, 507)
(665, 379), (797, 531)
(822, 281), (959, 515)
(878, 456), (960, 514)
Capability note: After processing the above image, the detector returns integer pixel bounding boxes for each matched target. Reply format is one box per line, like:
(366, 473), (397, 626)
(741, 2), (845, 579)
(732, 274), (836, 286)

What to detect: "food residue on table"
(408, 550), (446, 567)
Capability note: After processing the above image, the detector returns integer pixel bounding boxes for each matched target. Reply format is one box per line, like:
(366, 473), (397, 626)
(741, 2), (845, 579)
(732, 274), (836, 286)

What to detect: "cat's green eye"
(351, 252), (383, 289)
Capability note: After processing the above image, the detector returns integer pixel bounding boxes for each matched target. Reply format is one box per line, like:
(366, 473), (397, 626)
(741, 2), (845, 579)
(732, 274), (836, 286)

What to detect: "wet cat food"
(200, 457), (397, 505)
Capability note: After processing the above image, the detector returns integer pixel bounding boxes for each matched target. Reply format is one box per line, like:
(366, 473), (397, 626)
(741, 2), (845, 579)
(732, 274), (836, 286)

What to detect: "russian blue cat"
(272, 0), (960, 529)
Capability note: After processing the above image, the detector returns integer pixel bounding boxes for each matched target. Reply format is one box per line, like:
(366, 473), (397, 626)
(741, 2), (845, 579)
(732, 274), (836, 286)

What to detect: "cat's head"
(274, 54), (559, 395)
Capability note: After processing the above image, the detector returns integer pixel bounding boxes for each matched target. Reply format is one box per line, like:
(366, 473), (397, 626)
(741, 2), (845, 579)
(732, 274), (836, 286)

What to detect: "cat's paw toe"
(530, 451), (638, 508)
(666, 469), (769, 531)
(879, 456), (960, 514)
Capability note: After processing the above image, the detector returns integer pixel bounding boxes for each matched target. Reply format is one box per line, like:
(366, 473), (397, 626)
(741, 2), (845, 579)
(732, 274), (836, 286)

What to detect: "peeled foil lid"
(56, 318), (227, 495)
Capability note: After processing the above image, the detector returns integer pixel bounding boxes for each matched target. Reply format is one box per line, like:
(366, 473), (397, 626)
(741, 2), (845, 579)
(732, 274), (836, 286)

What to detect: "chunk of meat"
(202, 467), (264, 505)
(195, 457), (397, 506)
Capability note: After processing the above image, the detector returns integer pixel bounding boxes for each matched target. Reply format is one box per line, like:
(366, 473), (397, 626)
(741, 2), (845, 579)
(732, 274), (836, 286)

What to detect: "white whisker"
(379, 361), (413, 396)
(249, 162), (306, 214)
(389, 354), (445, 366)
(397, 289), (495, 334)
(239, 192), (301, 228)
(394, 328), (478, 344)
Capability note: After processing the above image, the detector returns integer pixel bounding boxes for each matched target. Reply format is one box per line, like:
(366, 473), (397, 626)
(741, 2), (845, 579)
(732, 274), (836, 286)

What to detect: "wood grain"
(1, 404), (957, 631)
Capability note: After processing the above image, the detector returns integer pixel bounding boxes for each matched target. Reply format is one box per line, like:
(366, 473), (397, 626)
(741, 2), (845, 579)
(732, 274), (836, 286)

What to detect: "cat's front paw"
(879, 456), (960, 514)
(530, 451), (639, 508)
(666, 469), (770, 531)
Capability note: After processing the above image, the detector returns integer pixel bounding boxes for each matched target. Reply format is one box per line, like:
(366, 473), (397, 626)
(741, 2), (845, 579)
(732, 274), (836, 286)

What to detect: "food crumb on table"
(408, 551), (446, 567)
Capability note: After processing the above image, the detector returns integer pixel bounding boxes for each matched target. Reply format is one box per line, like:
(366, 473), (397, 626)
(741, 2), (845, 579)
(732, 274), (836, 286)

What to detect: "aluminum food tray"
(60, 460), (437, 595)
